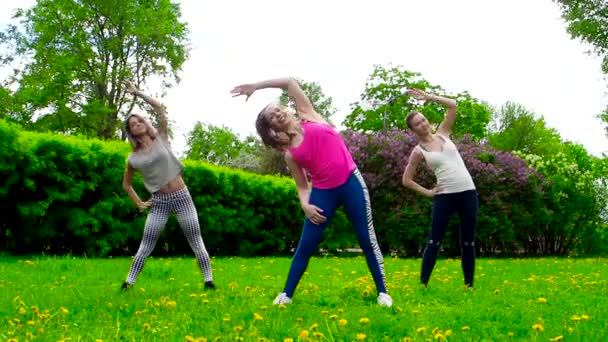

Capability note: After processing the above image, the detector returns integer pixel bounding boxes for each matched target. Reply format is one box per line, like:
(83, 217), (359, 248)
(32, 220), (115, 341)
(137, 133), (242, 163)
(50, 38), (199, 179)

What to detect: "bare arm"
(408, 88), (457, 136)
(122, 163), (151, 210)
(125, 81), (169, 140)
(285, 152), (311, 206)
(285, 152), (326, 224)
(402, 148), (435, 197)
(231, 77), (326, 124)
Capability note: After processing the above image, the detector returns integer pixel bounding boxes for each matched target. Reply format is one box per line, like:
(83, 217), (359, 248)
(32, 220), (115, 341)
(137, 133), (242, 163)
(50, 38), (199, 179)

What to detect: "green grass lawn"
(1, 255), (606, 341)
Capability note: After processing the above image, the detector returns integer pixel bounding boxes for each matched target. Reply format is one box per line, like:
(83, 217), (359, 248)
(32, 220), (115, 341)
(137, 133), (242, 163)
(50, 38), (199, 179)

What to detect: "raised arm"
(284, 152), (326, 225)
(407, 88), (457, 136)
(402, 148), (436, 198)
(125, 81), (169, 140)
(231, 77), (326, 124)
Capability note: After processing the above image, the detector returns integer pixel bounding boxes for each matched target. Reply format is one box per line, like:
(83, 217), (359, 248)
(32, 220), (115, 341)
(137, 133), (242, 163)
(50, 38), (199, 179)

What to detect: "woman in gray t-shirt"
(120, 81), (215, 290)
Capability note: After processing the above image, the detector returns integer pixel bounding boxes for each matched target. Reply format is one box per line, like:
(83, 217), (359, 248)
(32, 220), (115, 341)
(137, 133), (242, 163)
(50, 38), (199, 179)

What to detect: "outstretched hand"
(407, 88), (431, 101)
(230, 83), (257, 101)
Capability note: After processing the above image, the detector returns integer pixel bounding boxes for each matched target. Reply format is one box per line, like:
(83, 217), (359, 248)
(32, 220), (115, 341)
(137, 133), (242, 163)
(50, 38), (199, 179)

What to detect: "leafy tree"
(278, 78), (337, 124)
(343, 64), (491, 140)
(554, 0), (608, 133)
(487, 101), (563, 156)
(0, 0), (189, 139)
(185, 122), (243, 166)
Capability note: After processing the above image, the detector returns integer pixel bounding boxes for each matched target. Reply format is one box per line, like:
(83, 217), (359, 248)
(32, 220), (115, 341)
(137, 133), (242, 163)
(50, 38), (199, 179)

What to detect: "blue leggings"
(282, 169), (387, 297)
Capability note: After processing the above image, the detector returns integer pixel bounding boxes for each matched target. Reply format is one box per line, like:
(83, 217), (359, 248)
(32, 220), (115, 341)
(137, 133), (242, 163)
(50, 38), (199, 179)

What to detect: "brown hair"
(405, 111), (422, 129)
(255, 105), (291, 150)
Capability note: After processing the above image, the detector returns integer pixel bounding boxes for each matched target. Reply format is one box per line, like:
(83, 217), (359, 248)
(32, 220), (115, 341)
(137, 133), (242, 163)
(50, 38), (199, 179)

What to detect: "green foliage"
(0, 119), (353, 256)
(278, 78), (337, 124)
(518, 143), (608, 255)
(185, 122), (244, 166)
(342, 64), (492, 140)
(554, 0), (608, 131)
(0, 0), (189, 139)
(488, 101), (563, 156)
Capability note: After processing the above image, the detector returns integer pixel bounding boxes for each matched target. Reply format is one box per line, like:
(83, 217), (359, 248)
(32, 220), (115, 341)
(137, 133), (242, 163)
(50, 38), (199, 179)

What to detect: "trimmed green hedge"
(0, 119), (353, 257)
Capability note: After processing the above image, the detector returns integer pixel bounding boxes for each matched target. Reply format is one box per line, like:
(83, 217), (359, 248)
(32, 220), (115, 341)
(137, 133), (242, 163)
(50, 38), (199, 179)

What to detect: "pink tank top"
(288, 121), (357, 189)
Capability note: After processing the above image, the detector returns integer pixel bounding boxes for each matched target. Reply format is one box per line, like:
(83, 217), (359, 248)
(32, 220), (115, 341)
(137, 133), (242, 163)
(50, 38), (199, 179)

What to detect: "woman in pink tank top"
(231, 77), (392, 307)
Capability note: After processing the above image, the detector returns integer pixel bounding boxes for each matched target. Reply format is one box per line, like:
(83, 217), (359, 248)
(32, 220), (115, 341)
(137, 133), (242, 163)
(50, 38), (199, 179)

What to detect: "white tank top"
(416, 134), (475, 194)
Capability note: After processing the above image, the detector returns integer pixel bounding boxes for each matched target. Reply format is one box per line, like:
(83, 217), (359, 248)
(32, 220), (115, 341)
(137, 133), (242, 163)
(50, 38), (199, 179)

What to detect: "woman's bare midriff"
(158, 175), (186, 193)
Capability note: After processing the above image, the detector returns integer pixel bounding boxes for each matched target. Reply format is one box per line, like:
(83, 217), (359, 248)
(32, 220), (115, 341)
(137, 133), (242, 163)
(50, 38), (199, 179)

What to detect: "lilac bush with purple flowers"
(343, 128), (545, 256)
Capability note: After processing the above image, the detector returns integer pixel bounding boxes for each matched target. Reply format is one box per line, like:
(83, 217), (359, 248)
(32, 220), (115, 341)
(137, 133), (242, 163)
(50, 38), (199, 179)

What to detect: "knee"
(423, 239), (441, 253)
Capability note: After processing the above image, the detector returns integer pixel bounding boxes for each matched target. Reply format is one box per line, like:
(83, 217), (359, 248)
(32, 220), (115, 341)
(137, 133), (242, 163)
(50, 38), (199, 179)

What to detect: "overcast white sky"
(2, 0), (607, 156)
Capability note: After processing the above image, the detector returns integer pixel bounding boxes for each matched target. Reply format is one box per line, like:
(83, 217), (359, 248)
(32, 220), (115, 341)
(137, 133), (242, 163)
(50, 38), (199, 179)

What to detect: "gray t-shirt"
(128, 138), (184, 194)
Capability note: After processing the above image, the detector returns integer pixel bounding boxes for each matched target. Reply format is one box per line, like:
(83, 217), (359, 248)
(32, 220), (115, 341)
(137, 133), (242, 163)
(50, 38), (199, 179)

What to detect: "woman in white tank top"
(401, 88), (478, 289)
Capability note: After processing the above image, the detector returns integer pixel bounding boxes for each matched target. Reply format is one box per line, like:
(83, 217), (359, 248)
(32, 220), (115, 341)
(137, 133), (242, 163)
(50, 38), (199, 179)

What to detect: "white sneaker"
(272, 292), (292, 305)
(377, 292), (393, 307)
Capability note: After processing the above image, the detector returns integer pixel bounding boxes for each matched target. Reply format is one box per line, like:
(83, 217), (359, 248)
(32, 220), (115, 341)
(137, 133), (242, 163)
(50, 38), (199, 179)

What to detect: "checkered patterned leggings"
(125, 187), (213, 284)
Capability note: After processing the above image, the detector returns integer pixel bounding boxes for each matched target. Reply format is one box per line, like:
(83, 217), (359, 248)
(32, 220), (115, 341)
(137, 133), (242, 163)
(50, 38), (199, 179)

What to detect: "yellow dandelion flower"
(296, 317), (303, 323)
(321, 310), (328, 315)
(26, 332), (33, 339)
(139, 288), (146, 293)
(261, 305), (268, 310)
(166, 301), (177, 308)
(96, 340), (103, 342)
(532, 324), (544, 331)
(337, 308), (344, 313)
(356, 333), (366, 340)
(299, 330), (309, 338)
(202, 299), (209, 304)
(417, 327), (426, 333)
(61, 324), (68, 331)
(19, 307), (26, 314)
(151, 315), (157, 321)
(549, 336), (563, 342)
(234, 326), (243, 333)
(8, 339), (17, 342)
(31, 306), (39, 312)
(434, 333), (445, 340)
(581, 314), (590, 320)
(223, 317), (230, 323)
(493, 289), (500, 295)
(278, 304), (286, 310)
(25, 260), (34, 265)
(411, 310), (420, 315)
(284, 339), (294, 342)
(462, 326), (471, 331)
(143, 323), (151, 330)
(190, 294), (197, 298)
(135, 311), (142, 317)
(538, 297), (547, 303)
(186, 336), (195, 342)
(403, 338), (412, 342)
(444, 329), (453, 337)
(313, 332), (324, 338)
(38, 328), (44, 334)
(339, 319), (348, 326)
(310, 323), (319, 330)
(359, 317), (370, 324)
(432, 327), (439, 334)
(27, 320), (35, 325)
(254, 313), (263, 321)
(329, 314), (338, 320)
(196, 338), (208, 342)
(571, 315), (581, 322)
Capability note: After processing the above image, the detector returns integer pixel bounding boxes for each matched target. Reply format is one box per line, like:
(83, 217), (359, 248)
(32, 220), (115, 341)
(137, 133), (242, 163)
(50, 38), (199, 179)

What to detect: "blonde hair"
(125, 113), (158, 151)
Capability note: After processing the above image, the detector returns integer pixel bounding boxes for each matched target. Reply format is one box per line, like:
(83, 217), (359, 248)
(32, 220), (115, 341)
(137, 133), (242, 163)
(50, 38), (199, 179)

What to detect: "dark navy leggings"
(421, 189), (478, 287)
(282, 169), (387, 297)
